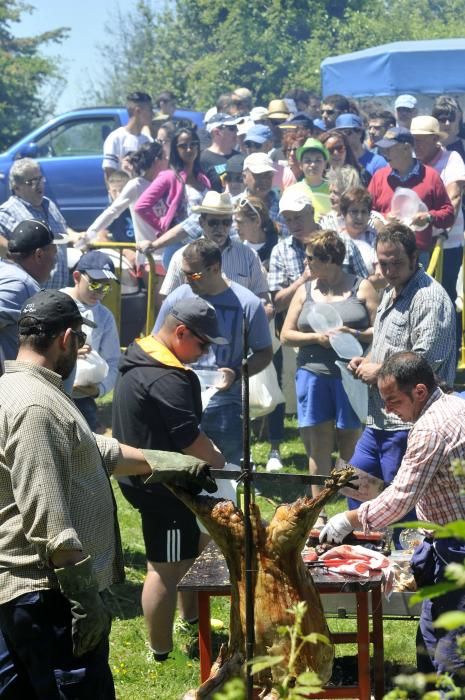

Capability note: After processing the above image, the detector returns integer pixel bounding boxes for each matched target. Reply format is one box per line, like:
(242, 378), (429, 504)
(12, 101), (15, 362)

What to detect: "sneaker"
(266, 450), (283, 472)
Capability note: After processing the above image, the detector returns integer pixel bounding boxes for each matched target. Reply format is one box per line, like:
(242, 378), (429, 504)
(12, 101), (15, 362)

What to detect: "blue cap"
(335, 113), (364, 130)
(313, 118), (327, 132)
(76, 251), (118, 281)
(244, 124), (273, 144)
(375, 126), (414, 149)
(279, 112), (314, 131)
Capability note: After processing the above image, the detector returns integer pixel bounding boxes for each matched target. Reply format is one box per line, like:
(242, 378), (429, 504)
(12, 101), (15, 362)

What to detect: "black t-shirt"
(199, 148), (240, 192)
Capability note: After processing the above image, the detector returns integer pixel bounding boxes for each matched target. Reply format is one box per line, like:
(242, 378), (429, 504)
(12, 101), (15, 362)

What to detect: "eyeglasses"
(328, 145), (346, 154)
(321, 108), (336, 115)
(70, 329), (87, 348)
(204, 218), (232, 228)
(187, 327), (210, 350)
(183, 266), (210, 281)
(83, 274), (111, 294)
(22, 175), (45, 187)
(238, 197), (260, 219)
(177, 142), (199, 150)
(306, 253), (330, 263)
(220, 125), (238, 132)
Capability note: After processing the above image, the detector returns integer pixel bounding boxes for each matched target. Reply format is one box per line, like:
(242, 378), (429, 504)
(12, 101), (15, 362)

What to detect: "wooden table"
(178, 541), (385, 700)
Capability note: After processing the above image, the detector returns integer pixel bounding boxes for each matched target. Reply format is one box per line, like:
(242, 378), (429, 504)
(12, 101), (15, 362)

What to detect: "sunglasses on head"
(205, 218), (232, 228)
(70, 329), (87, 348)
(238, 197), (260, 219)
(83, 274), (111, 294)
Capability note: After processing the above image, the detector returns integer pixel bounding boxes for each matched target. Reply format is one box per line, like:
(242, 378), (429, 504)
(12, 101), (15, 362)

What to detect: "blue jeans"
(347, 426), (416, 547)
(0, 590), (114, 699)
(202, 402), (243, 465)
(267, 348), (285, 444)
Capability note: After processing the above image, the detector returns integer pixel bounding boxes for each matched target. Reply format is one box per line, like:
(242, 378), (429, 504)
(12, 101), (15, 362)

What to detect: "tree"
(0, 1), (69, 150)
(89, 0), (465, 110)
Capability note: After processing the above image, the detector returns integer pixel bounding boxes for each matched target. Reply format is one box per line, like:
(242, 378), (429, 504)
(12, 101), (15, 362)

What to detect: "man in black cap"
(112, 296), (226, 662)
(0, 289), (216, 698)
(0, 219), (69, 367)
(62, 250), (121, 431)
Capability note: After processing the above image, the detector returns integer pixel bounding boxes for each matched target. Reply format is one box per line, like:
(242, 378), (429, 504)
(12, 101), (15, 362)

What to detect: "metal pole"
(241, 310), (254, 699)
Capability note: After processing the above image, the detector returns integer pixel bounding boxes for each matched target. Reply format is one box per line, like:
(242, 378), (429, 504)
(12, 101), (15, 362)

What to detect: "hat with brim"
(170, 297), (229, 345)
(279, 189), (313, 214)
(76, 250), (119, 281)
(267, 99), (290, 121)
(192, 191), (234, 215)
(296, 138), (330, 162)
(8, 220), (69, 254)
(243, 152), (276, 174)
(19, 290), (97, 331)
(410, 116), (447, 140)
(375, 127), (414, 149)
(279, 112), (314, 131)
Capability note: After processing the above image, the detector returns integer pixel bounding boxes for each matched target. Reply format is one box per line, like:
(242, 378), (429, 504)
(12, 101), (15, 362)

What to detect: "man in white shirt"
(102, 91), (153, 181)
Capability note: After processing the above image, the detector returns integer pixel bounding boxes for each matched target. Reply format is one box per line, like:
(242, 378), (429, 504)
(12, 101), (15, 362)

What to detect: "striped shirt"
(0, 361), (122, 604)
(359, 389), (465, 531)
(160, 236), (269, 297)
(368, 267), (456, 430)
(0, 195), (68, 289)
(268, 232), (368, 292)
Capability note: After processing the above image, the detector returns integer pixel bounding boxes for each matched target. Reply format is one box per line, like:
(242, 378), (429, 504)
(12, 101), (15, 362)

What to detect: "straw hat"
(410, 116), (447, 140)
(267, 99), (290, 121)
(192, 191), (234, 215)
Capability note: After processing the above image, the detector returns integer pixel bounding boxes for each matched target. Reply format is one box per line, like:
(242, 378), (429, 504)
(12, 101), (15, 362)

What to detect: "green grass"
(98, 406), (418, 699)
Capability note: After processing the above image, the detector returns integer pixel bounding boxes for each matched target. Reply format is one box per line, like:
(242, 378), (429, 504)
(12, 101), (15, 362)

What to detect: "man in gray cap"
(0, 289), (216, 698)
(0, 219), (69, 368)
(112, 296), (226, 663)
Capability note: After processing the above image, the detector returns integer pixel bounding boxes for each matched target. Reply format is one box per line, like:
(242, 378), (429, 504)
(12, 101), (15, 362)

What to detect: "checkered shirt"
(359, 389), (465, 531)
(0, 361), (122, 603)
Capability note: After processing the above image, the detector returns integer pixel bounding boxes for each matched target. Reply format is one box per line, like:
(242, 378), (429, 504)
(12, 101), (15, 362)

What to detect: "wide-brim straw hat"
(192, 191), (234, 215)
(410, 116), (447, 140)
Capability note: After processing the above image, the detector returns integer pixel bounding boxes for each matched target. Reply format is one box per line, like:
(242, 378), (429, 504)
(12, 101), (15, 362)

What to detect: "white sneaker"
(266, 450), (283, 472)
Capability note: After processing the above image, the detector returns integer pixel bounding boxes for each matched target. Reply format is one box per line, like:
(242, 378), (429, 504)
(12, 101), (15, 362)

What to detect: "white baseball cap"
(243, 152), (276, 174)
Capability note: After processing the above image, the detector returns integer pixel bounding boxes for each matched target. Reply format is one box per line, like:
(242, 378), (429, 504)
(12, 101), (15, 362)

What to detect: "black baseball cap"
(375, 126), (414, 149)
(126, 91), (152, 104)
(19, 290), (97, 332)
(76, 251), (118, 281)
(8, 220), (69, 254)
(170, 297), (228, 345)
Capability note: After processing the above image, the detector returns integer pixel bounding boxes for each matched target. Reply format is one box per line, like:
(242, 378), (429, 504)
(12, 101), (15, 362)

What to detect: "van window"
(34, 118), (118, 158)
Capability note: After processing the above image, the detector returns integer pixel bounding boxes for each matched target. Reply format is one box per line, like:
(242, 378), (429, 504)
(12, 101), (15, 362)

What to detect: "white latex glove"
(319, 512), (354, 544)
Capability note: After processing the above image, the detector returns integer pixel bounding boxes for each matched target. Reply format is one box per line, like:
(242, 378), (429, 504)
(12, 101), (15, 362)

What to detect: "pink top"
(134, 169), (210, 235)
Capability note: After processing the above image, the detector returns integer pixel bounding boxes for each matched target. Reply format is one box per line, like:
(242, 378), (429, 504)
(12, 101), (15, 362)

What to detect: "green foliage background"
(90, 0), (465, 109)
(0, 0), (68, 149)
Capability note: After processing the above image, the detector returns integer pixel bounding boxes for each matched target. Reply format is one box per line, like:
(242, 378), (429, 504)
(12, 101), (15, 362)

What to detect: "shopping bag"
(249, 361), (285, 418)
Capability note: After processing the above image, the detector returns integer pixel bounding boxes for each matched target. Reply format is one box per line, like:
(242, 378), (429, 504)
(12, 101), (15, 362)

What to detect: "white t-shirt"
(430, 147), (465, 249)
(102, 127), (151, 171)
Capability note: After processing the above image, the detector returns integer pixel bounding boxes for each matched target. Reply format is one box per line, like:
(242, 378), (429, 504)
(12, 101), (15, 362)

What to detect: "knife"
(209, 469), (330, 486)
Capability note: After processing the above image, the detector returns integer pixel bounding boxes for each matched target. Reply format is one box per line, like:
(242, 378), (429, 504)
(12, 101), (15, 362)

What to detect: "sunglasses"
(244, 141), (261, 149)
(220, 125), (238, 132)
(83, 274), (111, 294)
(177, 142), (199, 150)
(204, 218), (232, 228)
(70, 329), (87, 348)
(328, 145), (346, 154)
(22, 175), (45, 187)
(306, 253), (330, 263)
(188, 327), (210, 350)
(183, 266), (211, 281)
(321, 108), (336, 115)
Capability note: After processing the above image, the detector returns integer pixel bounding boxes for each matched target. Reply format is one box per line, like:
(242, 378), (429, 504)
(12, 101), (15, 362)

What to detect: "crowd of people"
(0, 84), (464, 697)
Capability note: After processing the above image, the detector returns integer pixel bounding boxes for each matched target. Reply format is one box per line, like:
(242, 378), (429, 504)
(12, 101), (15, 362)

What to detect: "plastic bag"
(249, 362), (285, 418)
(196, 463), (238, 534)
(74, 350), (109, 386)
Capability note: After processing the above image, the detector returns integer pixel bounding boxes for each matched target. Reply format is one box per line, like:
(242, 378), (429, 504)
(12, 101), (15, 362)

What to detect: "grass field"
(98, 401), (418, 700)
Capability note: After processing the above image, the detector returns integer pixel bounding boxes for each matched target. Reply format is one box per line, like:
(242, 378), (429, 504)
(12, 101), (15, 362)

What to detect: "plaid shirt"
(368, 267), (456, 430)
(0, 361), (122, 604)
(359, 389), (465, 531)
(0, 195), (68, 289)
(268, 232), (368, 292)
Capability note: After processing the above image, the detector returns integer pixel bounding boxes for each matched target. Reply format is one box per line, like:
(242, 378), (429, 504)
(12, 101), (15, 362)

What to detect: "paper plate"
(335, 360), (368, 423)
(330, 331), (363, 359)
(307, 303), (343, 332)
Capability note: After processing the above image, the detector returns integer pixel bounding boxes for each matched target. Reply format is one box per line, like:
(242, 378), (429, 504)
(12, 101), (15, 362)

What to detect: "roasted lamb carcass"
(142, 453), (354, 699)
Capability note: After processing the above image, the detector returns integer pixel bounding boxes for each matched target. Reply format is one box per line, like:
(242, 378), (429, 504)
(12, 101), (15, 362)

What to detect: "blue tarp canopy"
(321, 39), (465, 97)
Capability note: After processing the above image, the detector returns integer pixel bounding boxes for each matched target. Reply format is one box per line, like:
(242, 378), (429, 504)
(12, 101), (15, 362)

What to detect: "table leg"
(356, 591), (371, 700)
(371, 587), (385, 700)
(198, 592), (212, 682)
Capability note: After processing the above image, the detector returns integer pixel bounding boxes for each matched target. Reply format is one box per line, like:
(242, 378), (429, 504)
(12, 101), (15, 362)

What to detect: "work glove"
(319, 512), (354, 544)
(55, 555), (112, 657)
(142, 449), (218, 495)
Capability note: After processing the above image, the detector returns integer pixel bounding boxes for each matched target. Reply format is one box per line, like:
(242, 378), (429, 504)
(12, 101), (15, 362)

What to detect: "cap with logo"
(8, 220), (69, 254)
(394, 94), (417, 110)
(375, 126), (414, 149)
(76, 251), (118, 281)
(19, 289), (97, 332)
(170, 297), (228, 345)
(243, 152), (276, 174)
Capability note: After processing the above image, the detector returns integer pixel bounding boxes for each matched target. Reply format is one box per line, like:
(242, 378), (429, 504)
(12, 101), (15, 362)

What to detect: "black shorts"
(118, 481), (200, 563)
